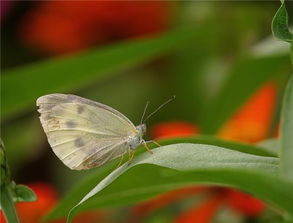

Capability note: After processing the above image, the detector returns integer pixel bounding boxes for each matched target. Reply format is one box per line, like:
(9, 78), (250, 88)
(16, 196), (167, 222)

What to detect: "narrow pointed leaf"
(63, 143), (281, 222)
(2, 27), (197, 120)
(258, 138), (280, 157)
(45, 136), (277, 220)
(280, 76), (293, 180)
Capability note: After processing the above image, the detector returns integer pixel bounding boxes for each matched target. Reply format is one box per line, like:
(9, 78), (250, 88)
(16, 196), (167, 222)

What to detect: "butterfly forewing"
(37, 94), (137, 170)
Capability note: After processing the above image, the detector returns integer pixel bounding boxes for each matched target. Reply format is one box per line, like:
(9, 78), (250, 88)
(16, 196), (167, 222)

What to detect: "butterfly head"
(136, 123), (146, 136)
(127, 124), (146, 150)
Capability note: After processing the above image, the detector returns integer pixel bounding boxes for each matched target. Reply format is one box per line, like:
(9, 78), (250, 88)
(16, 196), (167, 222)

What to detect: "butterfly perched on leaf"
(37, 94), (172, 170)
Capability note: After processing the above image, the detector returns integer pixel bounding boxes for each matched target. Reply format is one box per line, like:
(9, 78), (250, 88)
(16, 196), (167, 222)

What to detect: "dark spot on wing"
(77, 105), (85, 114)
(66, 120), (76, 128)
(74, 138), (84, 147)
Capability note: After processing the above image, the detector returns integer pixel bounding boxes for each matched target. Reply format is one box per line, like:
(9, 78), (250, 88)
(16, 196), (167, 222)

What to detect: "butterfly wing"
(37, 94), (137, 170)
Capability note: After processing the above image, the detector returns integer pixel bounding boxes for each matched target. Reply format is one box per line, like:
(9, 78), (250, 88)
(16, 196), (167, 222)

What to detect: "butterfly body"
(37, 94), (149, 170)
(128, 124), (146, 149)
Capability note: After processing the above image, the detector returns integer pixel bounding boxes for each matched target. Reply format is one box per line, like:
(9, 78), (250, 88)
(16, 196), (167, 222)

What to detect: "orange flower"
(218, 82), (277, 143)
(20, 1), (172, 55)
(152, 121), (199, 139)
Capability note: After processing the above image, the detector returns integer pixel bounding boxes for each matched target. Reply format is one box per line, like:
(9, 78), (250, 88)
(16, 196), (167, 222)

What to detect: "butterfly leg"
(145, 140), (161, 147)
(143, 141), (153, 154)
(116, 153), (124, 169)
(128, 150), (135, 166)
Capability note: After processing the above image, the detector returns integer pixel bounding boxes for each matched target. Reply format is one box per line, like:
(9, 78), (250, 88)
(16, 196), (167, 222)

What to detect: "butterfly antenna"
(143, 95), (176, 123)
(140, 101), (150, 125)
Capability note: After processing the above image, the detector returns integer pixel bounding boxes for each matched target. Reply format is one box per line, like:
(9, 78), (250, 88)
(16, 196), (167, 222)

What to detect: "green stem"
(0, 185), (19, 223)
(291, 43), (293, 65)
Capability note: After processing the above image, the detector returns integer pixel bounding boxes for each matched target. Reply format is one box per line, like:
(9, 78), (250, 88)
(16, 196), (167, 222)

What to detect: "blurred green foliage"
(1, 1), (293, 223)
(0, 141), (36, 223)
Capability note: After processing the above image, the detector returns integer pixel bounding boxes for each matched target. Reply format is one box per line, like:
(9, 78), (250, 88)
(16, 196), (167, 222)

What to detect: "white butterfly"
(37, 94), (169, 170)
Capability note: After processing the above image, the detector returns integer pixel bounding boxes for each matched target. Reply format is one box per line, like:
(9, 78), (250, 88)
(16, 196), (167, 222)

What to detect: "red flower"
(226, 189), (265, 217)
(21, 10), (96, 56)
(173, 194), (225, 223)
(15, 183), (58, 223)
(0, 211), (6, 223)
(152, 121), (199, 139)
(173, 188), (265, 223)
(132, 186), (207, 220)
(0, 183), (59, 223)
(0, 183), (100, 223)
(20, 1), (172, 55)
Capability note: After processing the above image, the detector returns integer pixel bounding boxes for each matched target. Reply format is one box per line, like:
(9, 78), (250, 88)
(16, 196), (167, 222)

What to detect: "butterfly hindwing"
(49, 133), (126, 170)
(37, 94), (137, 170)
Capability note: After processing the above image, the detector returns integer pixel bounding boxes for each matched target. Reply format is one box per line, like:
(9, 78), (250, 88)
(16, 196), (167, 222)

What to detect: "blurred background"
(1, 1), (293, 223)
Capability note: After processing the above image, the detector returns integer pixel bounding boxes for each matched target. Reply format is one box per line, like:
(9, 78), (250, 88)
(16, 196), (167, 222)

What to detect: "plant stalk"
(0, 185), (19, 223)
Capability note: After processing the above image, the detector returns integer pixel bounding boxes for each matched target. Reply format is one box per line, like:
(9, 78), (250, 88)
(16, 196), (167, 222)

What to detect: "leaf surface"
(50, 143), (284, 222)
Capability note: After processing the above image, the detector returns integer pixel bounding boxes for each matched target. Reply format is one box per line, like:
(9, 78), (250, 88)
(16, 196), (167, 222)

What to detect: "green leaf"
(258, 138), (280, 157)
(1, 117), (44, 172)
(159, 135), (278, 157)
(13, 185), (36, 203)
(272, 1), (292, 43)
(62, 143), (281, 222)
(199, 54), (291, 133)
(291, 42), (293, 64)
(280, 75), (293, 180)
(2, 27), (197, 120)
(45, 137), (277, 220)
(0, 186), (19, 223)
(0, 140), (9, 186)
